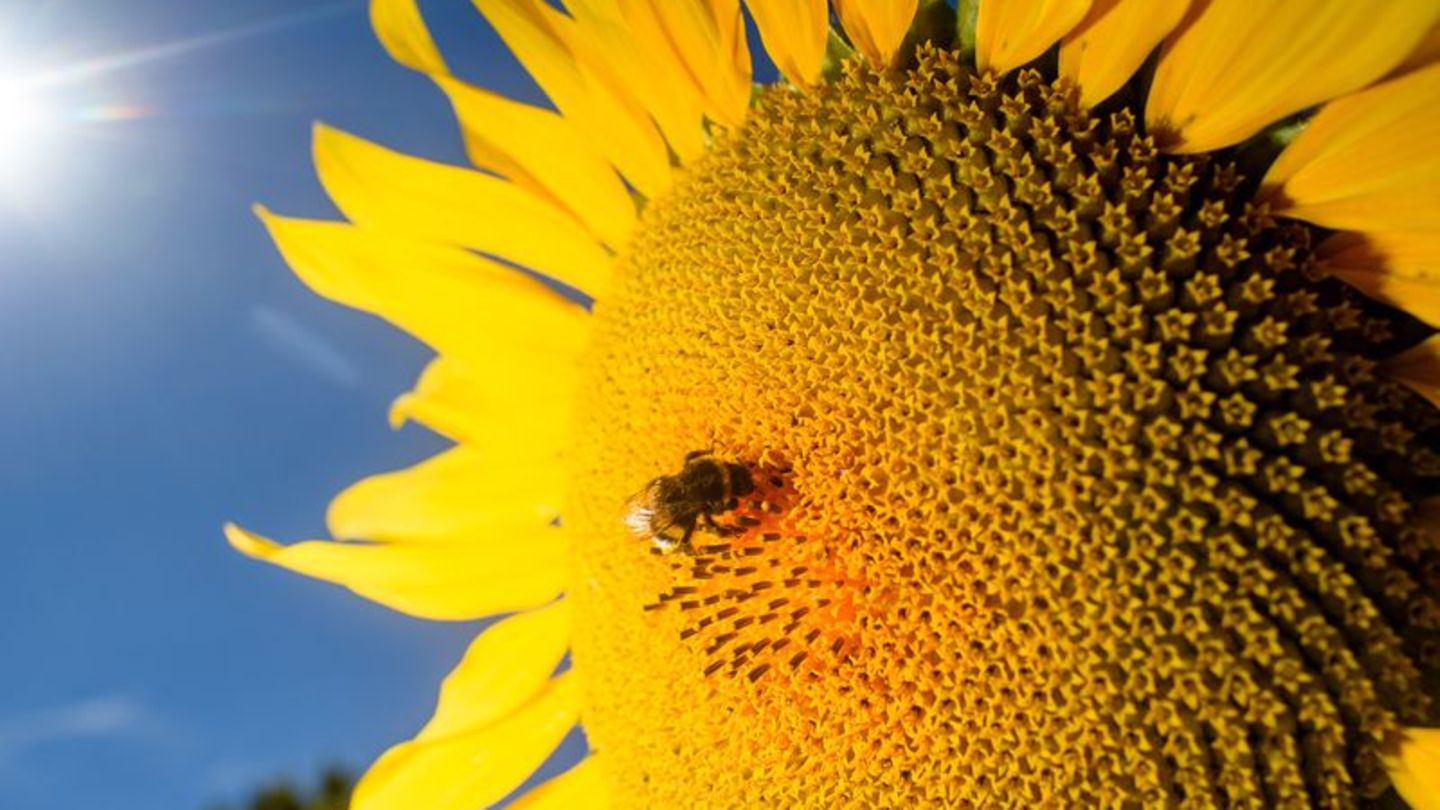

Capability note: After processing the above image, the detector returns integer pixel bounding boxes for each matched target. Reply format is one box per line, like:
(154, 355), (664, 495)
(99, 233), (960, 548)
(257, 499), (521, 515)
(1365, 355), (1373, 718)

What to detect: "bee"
(624, 450), (755, 554)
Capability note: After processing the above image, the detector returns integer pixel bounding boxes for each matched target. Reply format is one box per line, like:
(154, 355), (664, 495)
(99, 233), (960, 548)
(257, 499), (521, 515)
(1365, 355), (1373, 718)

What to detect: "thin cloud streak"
(248, 305), (362, 389)
(0, 695), (148, 765)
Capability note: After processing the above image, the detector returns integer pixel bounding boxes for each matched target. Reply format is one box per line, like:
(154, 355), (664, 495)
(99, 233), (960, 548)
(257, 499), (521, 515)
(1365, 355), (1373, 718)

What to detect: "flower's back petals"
(326, 445), (564, 544)
(312, 124), (613, 294)
(354, 673), (579, 810)
(565, 0), (709, 162)
(744, 0), (829, 87)
(371, 0), (448, 74)
(831, 0), (918, 67)
(418, 602), (572, 741)
(1262, 64), (1440, 234)
(255, 211), (591, 359)
(977, 0), (1093, 74)
(1383, 339), (1440, 408)
(223, 524), (566, 621)
(646, 0), (752, 128)
(1317, 231), (1440, 327)
(1381, 727), (1440, 809)
(508, 755), (612, 809)
(1058, 0), (1187, 107)
(389, 356), (576, 456)
(1147, 0), (1440, 154)
(469, 0), (672, 199)
(433, 77), (636, 252)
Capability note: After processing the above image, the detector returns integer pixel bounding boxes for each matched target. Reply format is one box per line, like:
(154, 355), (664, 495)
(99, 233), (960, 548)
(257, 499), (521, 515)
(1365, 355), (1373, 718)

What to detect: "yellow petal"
(508, 755), (612, 809)
(255, 211), (591, 361)
(1392, 20), (1440, 78)
(367, 0), (638, 250)
(1316, 231), (1440, 327)
(326, 445), (564, 543)
(1262, 63), (1440, 234)
(312, 124), (613, 293)
(354, 672), (579, 810)
(648, 0), (753, 127)
(435, 76), (637, 252)
(1382, 727), (1440, 810)
(832, 0), (919, 67)
(418, 602), (572, 741)
(370, 0), (447, 74)
(566, 0), (708, 162)
(388, 355), (577, 455)
(1058, 0), (1187, 106)
(1383, 338), (1440, 408)
(224, 523), (566, 621)
(469, 0), (672, 199)
(744, 0), (830, 87)
(1147, 0), (1440, 154)
(977, 0), (1093, 75)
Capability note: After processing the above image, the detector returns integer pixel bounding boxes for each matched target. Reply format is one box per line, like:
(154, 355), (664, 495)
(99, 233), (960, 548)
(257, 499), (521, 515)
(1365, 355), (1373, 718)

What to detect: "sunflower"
(230, 0), (1440, 806)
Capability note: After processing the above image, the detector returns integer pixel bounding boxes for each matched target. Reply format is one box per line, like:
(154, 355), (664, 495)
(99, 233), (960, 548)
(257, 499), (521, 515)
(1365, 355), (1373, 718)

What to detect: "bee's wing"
(622, 481), (665, 538)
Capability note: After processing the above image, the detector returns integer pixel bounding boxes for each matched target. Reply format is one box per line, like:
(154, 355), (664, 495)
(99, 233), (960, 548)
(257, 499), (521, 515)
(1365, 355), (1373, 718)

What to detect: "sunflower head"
(235, 1), (1440, 807)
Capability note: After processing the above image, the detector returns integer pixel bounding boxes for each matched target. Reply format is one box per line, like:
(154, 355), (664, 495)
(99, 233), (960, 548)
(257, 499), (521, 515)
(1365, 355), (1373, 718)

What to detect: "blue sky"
(0, 1), (585, 807)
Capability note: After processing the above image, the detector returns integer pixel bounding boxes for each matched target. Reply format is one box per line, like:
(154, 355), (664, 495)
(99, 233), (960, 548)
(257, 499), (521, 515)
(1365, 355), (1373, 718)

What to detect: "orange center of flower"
(567, 47), (1440, 806)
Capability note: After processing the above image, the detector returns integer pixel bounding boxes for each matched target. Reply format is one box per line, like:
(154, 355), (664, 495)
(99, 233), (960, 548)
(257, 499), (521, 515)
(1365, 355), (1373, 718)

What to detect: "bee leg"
(702, 512), (741, 537)
(677, 520), (698, 555)
(684, 448), (713, 463)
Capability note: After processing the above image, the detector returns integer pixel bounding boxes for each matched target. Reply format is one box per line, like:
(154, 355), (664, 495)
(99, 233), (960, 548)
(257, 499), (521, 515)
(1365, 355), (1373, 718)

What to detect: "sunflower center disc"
(569, 46), (1440, 806)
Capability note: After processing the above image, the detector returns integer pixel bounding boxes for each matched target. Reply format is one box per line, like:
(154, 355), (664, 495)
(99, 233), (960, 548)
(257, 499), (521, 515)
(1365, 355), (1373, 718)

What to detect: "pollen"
(567, 47), (1440, 807)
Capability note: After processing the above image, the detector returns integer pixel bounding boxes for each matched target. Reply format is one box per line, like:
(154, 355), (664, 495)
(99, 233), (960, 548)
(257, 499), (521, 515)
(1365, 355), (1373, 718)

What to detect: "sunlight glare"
(0, 79), (58, 188)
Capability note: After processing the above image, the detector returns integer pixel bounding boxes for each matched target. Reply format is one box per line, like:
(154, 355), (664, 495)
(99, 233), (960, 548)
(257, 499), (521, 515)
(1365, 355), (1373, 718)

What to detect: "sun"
(0, 78), (58, 187)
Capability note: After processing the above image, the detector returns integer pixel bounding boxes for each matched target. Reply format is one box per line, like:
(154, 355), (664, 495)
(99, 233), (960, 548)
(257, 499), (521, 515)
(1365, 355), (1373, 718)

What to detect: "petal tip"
(224, 523), (276, 558)
(387, 393), (414, 430)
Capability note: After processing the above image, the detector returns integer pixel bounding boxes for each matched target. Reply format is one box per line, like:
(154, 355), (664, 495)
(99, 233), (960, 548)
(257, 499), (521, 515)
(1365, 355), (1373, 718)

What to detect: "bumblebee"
(624, 450), (755, 553)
